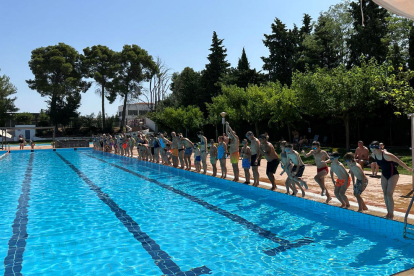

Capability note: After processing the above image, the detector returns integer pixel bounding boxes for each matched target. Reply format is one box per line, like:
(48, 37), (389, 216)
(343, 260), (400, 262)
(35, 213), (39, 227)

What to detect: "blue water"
(1, 150), (414, 275)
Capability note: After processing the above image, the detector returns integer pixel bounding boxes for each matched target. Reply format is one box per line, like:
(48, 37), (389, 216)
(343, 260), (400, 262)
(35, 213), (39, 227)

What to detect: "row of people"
(93, 126), (412, 220)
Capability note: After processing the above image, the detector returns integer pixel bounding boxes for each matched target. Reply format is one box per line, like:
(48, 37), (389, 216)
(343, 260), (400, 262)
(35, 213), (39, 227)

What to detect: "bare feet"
(301, 181), (308, 189)
(301, 190), (305, 197)
(325, 195), (332, 204)
(271, 186), (277, 191)
(321, 189), (325, 196)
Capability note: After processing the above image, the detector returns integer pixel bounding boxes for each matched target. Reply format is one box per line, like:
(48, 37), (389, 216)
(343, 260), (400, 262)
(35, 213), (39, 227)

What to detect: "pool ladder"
(404, 193), (414, 239)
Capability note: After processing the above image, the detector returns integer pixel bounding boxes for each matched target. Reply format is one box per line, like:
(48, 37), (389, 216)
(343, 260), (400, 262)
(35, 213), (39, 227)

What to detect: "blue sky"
(0, 0), (343, 117)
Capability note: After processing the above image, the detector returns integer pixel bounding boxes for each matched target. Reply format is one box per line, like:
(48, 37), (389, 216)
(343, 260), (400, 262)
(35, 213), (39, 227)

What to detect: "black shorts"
(266, 158), (280, 174)
(251, 154), (261, 167)
(292, 165), (305, 177)
(151, 147), (154, 155)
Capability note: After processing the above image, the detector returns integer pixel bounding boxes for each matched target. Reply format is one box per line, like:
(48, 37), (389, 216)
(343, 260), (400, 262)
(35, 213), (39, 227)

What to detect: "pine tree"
(347, 0), (389, 66)
(201, 31), (230, 108)
(236, 48), (255, 88)
(0, 69), (18, 126)
(262, 18), (295, 85)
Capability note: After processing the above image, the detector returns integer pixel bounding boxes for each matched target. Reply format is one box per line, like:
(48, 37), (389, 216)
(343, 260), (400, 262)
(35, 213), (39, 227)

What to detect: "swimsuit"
(267, 158), (280, 174)
(250, 154), (261, 167)
(354, 178), (368, 195)
(230, 151), (239, 164)
(242, 158), (251, 169)
(210, 156), (217, 165)
(335, 177), (351, 188)
(217, 144), (225, 159)
(292, 165), (305, 177)
(375, 152), (399, 180)
(185, 147), (192, 155)
(195, 156), (201, 162)
(317, 166), (329, 174)
(173, 149), (179, 157)
(159, 139), (165, 149)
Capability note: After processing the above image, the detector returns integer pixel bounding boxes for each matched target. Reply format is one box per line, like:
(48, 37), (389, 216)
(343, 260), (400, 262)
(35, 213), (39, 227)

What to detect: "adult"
(177, 134), (186, 169)
(259, 134), (280, 191)
(302, 141), (332, 203)
(355, 141), (369, 168)
(240, 139), (251, 184)
(18, 135), (24, 150)
(246, 131), (261, 187)
(180, 135), (194, 170)
(370, 141), (412, 219)
(197, 131), (208, 174)
(226, 122), (240, 182)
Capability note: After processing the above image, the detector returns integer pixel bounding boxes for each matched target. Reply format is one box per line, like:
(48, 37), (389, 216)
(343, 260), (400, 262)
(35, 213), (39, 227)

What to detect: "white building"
(14, 125), (36, 141)
(118, 103), (154, 120)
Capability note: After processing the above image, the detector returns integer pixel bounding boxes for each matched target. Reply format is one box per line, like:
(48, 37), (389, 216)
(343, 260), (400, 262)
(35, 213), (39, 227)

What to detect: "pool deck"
(6, 145), (414, 224)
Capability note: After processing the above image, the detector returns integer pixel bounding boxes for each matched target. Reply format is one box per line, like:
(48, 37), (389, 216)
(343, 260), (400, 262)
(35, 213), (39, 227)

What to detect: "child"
(285, 143), (308, 191)
(194, 144), (201, 172)
(343, 152), (368, 212)
(280, 141), (304, 197)
(330, 152), (351, 208)
(217, 136), (227, 179)
(30, 139), (35, 150)
(240, 139), (251, 184)
(165, 144), (172, 165)
(209, 139), (218, 177)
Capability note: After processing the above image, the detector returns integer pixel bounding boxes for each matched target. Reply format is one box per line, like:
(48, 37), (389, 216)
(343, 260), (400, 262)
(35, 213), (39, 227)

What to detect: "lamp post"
(220, 112), (227, 135)
(139, 121), (143, 132)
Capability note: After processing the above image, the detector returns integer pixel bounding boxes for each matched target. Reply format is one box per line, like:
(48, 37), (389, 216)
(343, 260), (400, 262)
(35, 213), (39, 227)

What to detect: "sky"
(0, 0), (344, 117)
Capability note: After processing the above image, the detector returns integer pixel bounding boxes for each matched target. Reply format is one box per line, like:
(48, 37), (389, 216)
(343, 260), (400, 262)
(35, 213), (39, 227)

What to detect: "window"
(119, 111), (122, 117)
(128, 110), (138, 116)
(139, 110), (148, 115)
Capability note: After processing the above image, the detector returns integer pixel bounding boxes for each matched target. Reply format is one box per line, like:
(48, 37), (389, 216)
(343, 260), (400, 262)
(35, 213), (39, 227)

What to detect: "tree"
(262, 18), (295, 85)
(408, 22), (414, 70)
(82, 45), (118, 130)
(37, 109), (50, 127)
(293, 60), (384, 150)
(113, 44), (158, 132)
(347, 0), (389, 66)
(200, 31), (230, 110)
(14, 112), (34, 125)
(0, 68), (18, 126)
(144, 57), (171, 111)
(26, 43), (91, 132)
(168, 67), (202, 108)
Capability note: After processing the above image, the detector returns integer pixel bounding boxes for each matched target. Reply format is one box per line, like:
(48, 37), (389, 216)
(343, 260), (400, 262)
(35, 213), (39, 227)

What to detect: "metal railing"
(404, 195), (414, 239)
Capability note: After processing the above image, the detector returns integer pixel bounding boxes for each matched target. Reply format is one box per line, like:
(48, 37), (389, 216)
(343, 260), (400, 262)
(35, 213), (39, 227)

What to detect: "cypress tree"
(201, 31), (230, 108)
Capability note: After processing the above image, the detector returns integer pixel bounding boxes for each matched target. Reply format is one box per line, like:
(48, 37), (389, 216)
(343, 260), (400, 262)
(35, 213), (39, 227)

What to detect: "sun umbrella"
(372, 0), (414, 21)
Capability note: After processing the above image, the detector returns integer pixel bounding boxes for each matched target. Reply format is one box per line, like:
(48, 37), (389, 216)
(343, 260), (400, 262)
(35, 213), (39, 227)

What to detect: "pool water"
(1, 149), (414, 275)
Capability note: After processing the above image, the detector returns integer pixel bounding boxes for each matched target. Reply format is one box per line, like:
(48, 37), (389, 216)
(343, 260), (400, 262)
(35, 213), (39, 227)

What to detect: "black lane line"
(3, 153), (34, 276)
(84, 152), (315, 255)
(55, 152), (211, 276)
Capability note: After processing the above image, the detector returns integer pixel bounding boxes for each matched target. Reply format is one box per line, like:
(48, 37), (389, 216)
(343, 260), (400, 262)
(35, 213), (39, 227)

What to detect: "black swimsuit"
(375, 152), (399, 180)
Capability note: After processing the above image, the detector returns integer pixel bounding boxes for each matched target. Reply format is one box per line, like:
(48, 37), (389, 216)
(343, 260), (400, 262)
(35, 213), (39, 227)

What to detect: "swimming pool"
(1, 149), (414, 275)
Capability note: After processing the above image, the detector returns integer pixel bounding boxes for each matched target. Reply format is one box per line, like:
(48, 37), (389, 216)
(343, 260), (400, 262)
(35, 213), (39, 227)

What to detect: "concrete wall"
(14, 125), (36, 141)
(145, 117), (158, 133)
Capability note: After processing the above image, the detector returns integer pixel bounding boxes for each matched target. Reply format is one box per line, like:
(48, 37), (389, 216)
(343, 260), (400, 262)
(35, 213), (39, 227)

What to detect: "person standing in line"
(217, 136), (227, 178)
(226, 122), (240, 182)
(302, 141), (332, 203)
(180, 135), (194, 170)
(171, 132), (180, 168)
(330, 152), (351, 208)
(240, 139), (251, 184)
(343, 152), (368, 212)
(177, 134), (186, 169)
(197, 131), (208, 174)
(246, 131), (261, 187)
(259, 134), (280, 191)
(370, 141), (412, 219)
(194, 144), (201, 172)
(209, 139), (218, 177)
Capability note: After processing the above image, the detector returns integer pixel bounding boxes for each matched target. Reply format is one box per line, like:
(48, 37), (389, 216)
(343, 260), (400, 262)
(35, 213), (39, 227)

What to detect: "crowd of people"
(93, 124), (412, 220)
